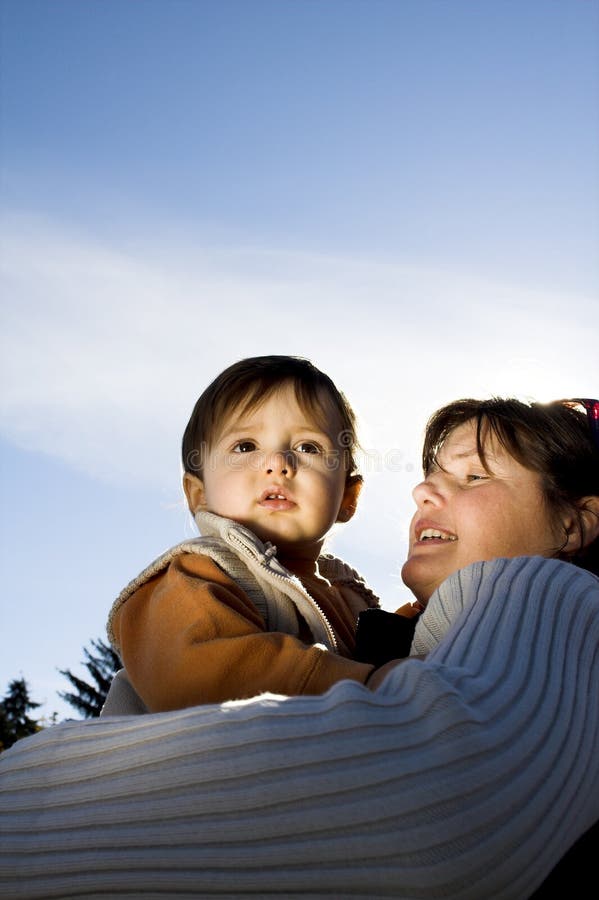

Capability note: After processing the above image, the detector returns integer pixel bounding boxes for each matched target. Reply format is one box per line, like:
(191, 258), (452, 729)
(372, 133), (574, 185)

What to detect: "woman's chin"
(401, 558), (443, 606)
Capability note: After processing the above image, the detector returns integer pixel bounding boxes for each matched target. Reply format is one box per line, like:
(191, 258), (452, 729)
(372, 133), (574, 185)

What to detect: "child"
(104, 355), (381, 713)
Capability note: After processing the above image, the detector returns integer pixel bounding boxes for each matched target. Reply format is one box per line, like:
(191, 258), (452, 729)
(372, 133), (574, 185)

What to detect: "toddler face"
(188, 383), (358, 559)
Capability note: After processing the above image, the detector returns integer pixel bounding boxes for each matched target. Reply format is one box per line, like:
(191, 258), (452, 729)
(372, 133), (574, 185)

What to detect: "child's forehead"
(215, 383), (341, 437)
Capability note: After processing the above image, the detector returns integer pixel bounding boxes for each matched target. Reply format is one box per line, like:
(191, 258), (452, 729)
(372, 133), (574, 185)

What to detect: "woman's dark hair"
(421, 397), (599, 575)
(182, 355), (361, 485)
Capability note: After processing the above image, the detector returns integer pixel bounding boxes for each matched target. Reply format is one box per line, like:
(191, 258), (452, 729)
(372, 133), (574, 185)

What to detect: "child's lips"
(258, 488), (296, 511)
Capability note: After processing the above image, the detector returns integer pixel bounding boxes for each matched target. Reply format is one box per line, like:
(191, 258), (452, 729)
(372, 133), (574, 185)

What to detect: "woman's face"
(401, 419), (567, 605)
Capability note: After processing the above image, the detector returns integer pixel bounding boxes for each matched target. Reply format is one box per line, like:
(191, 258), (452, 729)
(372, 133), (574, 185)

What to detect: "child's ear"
(183, 472), (207, 514)
(562, 496), (599, 552)
(337, 476), (363, 523)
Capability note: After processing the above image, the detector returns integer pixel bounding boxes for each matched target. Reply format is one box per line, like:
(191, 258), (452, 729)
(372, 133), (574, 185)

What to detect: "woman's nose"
(412, 477), (444, 507)
(265, 450), (295, 476)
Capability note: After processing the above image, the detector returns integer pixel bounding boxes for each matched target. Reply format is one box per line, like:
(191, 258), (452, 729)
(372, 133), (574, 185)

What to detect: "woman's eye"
(232, 440), (257, 453)
(295, 441), (321, 454)
(466, 473), (488, 482)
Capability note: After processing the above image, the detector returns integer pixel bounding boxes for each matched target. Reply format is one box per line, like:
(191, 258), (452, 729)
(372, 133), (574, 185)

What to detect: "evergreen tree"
(58, 638), (120, 718)
(0, 678), (41, 752)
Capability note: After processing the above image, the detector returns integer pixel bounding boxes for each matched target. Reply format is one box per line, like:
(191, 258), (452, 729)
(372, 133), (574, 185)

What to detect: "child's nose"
(265, 450), (295, 476)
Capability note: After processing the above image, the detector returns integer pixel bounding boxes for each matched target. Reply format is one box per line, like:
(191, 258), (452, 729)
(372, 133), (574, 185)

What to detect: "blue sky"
(1, 0), (598, 721)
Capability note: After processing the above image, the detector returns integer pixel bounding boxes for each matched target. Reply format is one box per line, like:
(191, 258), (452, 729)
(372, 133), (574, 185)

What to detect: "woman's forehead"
(437, 420), (505, 464)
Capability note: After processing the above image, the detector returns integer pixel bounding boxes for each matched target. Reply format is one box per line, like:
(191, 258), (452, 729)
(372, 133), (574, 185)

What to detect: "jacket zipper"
(229, 534), (338, 652)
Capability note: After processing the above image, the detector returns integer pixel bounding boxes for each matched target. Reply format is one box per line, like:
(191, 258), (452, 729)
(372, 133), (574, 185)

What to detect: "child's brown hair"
(182, 355), (362, 485)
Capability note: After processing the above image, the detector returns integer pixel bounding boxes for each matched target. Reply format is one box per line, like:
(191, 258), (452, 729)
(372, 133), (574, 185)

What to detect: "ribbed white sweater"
(1, 556), (598, 899)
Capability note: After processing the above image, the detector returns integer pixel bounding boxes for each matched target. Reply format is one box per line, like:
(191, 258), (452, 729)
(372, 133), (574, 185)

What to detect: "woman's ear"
(337, 476), (363, 523)
(183, 472), (207, 514)
(563, 496), (599, 552)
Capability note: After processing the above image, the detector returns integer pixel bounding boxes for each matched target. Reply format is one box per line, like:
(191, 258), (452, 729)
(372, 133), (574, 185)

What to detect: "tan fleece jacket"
(108, 512), (379, 711)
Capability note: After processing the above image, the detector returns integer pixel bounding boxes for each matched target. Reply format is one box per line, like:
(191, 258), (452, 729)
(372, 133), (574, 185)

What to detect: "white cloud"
(1, 210), (597, 499)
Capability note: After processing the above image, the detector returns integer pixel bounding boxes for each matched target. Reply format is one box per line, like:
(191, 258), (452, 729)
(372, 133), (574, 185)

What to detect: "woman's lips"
(413, 520), (457, 544)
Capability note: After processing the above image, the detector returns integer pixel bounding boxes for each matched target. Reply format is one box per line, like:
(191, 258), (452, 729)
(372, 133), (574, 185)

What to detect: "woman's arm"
(1, 556), (597, 899)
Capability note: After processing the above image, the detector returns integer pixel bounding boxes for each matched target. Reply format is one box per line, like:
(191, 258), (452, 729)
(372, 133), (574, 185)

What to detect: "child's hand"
(366, 658), (407, 690)
(366, 653), (428, 691)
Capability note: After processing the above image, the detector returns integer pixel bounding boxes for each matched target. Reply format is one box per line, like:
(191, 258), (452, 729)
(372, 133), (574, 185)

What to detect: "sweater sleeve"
(110, 552), (373, 710)
(1, 556), (597, 899)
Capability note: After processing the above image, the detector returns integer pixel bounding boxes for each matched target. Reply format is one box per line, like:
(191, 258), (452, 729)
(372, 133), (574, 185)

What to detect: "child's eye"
(295, 441), (322, 454)
(466, 473), (488, 482)
(232, 440), (257, 453)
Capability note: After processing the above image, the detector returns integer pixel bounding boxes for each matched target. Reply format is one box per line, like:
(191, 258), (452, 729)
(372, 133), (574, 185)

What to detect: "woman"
(359, 396), (599, 682)
(404, 396), (599, 597)
(1, 397), (598, 899)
